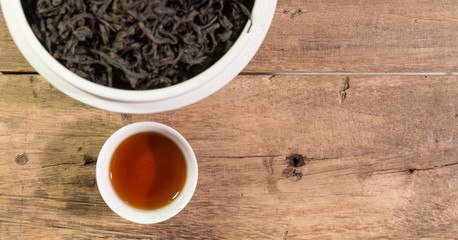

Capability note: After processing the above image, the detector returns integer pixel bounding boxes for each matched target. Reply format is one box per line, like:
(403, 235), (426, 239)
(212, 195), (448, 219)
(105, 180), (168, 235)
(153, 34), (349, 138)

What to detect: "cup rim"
(96, 122), (198, 224)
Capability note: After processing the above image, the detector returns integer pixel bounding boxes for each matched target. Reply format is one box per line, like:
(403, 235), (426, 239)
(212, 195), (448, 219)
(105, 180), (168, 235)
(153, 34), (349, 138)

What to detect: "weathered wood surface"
(1, 1), (458, 73)
(1, 0), (457, 238)
(0, 74), (456, 239)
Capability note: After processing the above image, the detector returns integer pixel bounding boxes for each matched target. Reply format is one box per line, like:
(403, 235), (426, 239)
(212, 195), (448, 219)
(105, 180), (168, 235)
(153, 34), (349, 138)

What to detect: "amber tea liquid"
(109, 132), (187, 210)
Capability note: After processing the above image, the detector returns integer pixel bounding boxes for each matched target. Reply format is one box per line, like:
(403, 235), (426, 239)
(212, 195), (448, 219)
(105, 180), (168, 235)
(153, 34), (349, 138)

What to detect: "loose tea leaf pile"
(22, 0), (253, 90)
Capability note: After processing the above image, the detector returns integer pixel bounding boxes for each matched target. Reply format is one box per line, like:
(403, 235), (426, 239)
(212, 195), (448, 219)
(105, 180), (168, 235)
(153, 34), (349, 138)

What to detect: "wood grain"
(1, 0), (458, 73)
(249, 0), (458, 73)
(0, 73), (456, 239)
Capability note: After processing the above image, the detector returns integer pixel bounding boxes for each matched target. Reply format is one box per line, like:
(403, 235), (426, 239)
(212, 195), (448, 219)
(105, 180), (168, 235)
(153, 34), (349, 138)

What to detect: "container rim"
(1, 0), (277, 112)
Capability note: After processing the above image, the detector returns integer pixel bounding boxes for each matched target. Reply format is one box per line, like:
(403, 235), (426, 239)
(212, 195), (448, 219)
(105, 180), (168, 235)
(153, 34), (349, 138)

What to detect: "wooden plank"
(248, 0), (458, 73)
(1, 1), (458, 73)
(0, 10), (30, 72)
(0, 74), (456, 239)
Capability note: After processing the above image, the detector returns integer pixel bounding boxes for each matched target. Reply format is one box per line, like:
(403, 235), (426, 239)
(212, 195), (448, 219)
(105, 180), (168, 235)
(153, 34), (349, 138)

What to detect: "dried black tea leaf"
(22, 0), (254, 90)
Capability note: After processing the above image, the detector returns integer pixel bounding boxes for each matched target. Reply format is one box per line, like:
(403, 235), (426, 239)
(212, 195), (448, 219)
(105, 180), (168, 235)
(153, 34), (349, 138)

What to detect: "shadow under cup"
(96, 122), (198, 224)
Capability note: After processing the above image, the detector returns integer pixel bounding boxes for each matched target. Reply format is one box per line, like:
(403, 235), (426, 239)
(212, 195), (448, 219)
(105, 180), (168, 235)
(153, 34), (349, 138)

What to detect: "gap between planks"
(2, 71), (458, 76)
(239, 72), (458, 76)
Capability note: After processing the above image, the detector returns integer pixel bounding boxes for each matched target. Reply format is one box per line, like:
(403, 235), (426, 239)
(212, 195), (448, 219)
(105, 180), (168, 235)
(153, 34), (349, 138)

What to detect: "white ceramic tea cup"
(96, 122), (198, 224)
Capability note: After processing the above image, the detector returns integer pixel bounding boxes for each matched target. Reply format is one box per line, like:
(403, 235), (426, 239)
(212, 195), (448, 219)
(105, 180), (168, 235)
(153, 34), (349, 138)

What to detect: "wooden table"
(1, 1), (457, 239)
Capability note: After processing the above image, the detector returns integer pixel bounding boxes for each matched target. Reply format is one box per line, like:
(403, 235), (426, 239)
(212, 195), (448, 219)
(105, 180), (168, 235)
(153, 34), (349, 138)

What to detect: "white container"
(1, 0), (277, 113)
(96, 122), (198, 224)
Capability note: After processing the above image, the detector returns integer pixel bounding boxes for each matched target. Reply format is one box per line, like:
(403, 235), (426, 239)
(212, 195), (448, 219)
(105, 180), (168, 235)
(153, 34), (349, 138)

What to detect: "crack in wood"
(336, 162), (458, 178)
(339, 76), (350, 103)
(202, 155), (282, 159)
(9, 194), (105, 204)
(268, 74), (276, 82)
(290, 9), (303, 19)
(282, 8), (304, 19)
(370, 162), (458, 176)
(404, 162), (458, 173)
(0, 71), (38, 75)
(304, 156), (339, 161)
(83, 154), (97, 165)
(40, 162), (78, 169)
